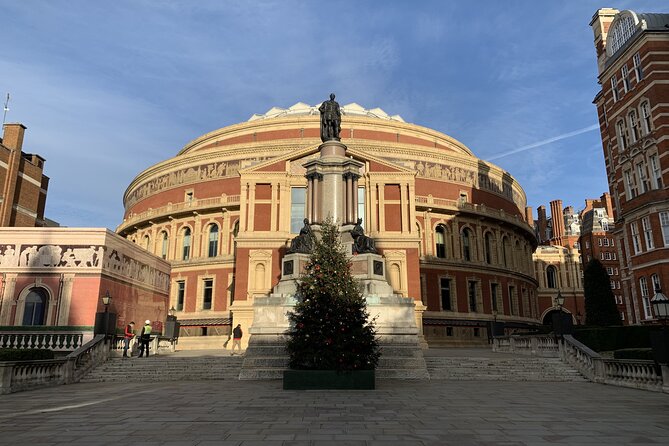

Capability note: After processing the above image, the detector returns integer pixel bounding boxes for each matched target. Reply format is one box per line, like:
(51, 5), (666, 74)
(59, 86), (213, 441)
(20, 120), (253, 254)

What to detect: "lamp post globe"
(651, 286), (669, 323)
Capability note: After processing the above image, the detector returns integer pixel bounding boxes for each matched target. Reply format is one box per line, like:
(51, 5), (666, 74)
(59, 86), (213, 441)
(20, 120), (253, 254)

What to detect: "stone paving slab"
(0, 379), (667, 445)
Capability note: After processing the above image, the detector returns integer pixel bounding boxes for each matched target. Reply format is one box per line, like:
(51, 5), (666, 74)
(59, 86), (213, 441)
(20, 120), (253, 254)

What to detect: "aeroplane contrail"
(487, 124), (599, 161)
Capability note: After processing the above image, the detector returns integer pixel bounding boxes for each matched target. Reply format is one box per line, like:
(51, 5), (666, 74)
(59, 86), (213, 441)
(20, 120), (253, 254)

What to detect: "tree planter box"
(283, 369), (375, 390)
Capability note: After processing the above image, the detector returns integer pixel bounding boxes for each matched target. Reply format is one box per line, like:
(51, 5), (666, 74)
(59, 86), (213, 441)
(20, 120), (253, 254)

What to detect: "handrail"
(561, 334), (666, 393)
(492, 335), (559, 357)
(494, 334), (669, 393)
(0, 334), (110, 394)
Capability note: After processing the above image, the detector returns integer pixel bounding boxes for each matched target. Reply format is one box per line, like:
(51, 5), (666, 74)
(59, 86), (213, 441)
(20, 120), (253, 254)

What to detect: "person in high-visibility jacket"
(138, 320), (152, 358)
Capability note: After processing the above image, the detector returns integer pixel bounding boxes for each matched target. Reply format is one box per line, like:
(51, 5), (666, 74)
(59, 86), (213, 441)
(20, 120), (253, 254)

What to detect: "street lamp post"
(650, 286), (669, 365)
(553, 290), (566, 339)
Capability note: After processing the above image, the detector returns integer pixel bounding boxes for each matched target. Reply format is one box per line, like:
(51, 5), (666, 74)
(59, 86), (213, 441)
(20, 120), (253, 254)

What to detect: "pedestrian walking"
(123, 321), (135, 358)
(231, 324), (243, 355)
(138, 320), (152, 358)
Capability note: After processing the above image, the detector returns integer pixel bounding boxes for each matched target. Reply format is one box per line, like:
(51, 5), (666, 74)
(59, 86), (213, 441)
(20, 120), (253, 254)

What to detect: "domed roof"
(248, 102), (405, 123)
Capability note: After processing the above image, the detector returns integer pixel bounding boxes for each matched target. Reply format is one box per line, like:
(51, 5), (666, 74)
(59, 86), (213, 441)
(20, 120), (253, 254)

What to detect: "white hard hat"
(145, 320), (151, 324)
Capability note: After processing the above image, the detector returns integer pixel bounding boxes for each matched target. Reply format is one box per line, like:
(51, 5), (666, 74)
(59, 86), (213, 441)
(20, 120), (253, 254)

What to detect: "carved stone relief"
(0, 244), (169, 293)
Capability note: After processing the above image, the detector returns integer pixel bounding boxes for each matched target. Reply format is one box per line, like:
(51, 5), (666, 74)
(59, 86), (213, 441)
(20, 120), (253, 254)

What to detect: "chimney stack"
(2, 123), (26, 151)
(550, 199), (565, 239)
(537, 206), (548, 243)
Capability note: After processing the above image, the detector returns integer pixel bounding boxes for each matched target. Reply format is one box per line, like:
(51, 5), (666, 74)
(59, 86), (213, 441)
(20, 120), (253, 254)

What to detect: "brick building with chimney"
(591, 9), (669, 324)
(0, 123), (49, 227)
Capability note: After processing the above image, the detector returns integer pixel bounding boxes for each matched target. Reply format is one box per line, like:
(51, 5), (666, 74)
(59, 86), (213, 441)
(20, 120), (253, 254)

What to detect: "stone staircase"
(79, 355), (244, 383)
(79, 349), (585, 383)
(238, 334), (429, 380)
(425, 354), (586, 381)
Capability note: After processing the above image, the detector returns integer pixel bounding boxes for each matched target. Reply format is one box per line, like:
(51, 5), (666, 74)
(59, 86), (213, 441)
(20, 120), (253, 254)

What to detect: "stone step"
(424, 356), (585, 381)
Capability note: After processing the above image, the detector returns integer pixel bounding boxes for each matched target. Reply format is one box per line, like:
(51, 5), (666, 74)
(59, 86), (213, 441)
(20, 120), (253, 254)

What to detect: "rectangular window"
(203, 279), (213, 310)
(631, 222), (642, 254)
(176, 281), (185, 311)
(633, 52), (643, 82)
(641, 101), (652, 134)
(290, 188), (307, 234)
(614, 268), (618, 275)
(624, 170), (637, 199)
(602, 221), (609, 231)
(598, 239), (602, 246)
(640, 277), (651, 319)
(636, 163), (648, 194)
(628, 110), (639, 143)
(357, 187), (366, 228)
(508, 285), (516, 316)
(491, 283), (499, 312)
(642, 216), (654, 250)
(616, 121), (627, 151)
(585, 241), (590, 249)
(650, 155), (662, 189)
(611, 280), (616, 289)
(440, 278), (452, 311)
(606, 267), (613, 275)
(605, 252), (611, 260)
(468, 281), (478, 312)
(603, 238), (609, 246)
(611, 75), (619, 102)
(622, 65), (631, 93)
(660, 212), (669, 247)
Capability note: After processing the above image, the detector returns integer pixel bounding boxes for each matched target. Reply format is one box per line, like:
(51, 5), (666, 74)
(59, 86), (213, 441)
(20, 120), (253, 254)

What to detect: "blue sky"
(2, 1), (668, 229)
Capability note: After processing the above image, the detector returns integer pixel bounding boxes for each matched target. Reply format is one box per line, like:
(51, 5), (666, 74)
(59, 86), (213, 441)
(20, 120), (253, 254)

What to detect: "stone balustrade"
(492, 335), (559, 357)
(118, 194), (241, 232)
(415, 195), (534, 233)
(0, 331), (93, 351)
(494, 334), (669, 393)
(0, 334), (110, 394)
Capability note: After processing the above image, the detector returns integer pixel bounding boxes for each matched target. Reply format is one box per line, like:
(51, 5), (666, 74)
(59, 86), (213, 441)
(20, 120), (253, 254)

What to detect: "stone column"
(306, 176), (313, 223)
(400, 182), (408, 234)
(352, 176), (359, 223)
(0, 274), (17, 325)
(57, 275), (75, 325)
(345, 173), (353, 224)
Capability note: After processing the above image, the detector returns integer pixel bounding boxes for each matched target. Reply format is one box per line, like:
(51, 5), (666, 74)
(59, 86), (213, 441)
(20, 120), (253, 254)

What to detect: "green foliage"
(286, 218), (381, 371)
(613, 348), (654, 361)
(584, 259), (622, 326)
(0, 349), (55, 361)
(574, 326), (652, 352)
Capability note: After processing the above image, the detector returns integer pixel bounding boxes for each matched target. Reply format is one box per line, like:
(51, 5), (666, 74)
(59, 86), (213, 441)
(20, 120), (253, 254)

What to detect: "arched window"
(182, 227), (191, 260)
(435, 226), (446, 258)
(546, 265), (558, 289)
(462, 228), (472, 261)
(160, 231), (169, 259)
(23, 288), (47, 326)
(484, 232), (493, 264)
(143, 234), (151, 250)
(208, 224), (219, 258)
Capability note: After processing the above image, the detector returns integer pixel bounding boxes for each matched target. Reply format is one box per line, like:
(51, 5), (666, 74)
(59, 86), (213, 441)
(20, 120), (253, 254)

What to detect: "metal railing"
(113, 335), (176, 356)
(0, 335), (110, 394)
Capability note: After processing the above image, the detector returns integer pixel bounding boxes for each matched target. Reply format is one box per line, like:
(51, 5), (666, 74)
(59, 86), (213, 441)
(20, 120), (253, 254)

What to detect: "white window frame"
(636, 162), (648, 194)
(631, 221), (642, 254)
(640, 277), (651, 319)
(624, 170), (637, 199)
(660, 211), (669, 247)
(611, 75), (620, 102)
(616, 120), (627, 150)
(642, 216), (654, 250)
(628, 110), (639, 143)
(621, 65), (631, 93)
(641, 101), (652, 134)
(650, 155), (662, 189)
(633, 52), (643, 82)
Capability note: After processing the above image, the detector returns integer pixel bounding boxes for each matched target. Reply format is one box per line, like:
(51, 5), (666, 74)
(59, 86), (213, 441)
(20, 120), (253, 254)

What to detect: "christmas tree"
(286, 218), (381, 371)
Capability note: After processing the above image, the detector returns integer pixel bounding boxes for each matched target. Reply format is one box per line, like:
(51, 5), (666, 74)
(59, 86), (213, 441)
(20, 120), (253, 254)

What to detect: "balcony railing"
(0, 331), (93, 351)
(118, 194), (241, 232)
(415, 195), (533, 233)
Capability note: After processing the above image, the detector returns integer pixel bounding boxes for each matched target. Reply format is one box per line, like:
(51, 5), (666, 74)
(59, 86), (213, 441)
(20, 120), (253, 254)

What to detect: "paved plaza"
(0, 373), (668, 446)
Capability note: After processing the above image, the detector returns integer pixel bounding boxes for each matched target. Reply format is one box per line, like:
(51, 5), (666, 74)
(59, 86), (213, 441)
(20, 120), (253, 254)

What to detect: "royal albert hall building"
(117, 102), (541, 348)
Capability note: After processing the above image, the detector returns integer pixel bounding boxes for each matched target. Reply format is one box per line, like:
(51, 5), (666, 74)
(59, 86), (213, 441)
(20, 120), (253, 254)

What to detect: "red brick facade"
(591, 9), (669, 324)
